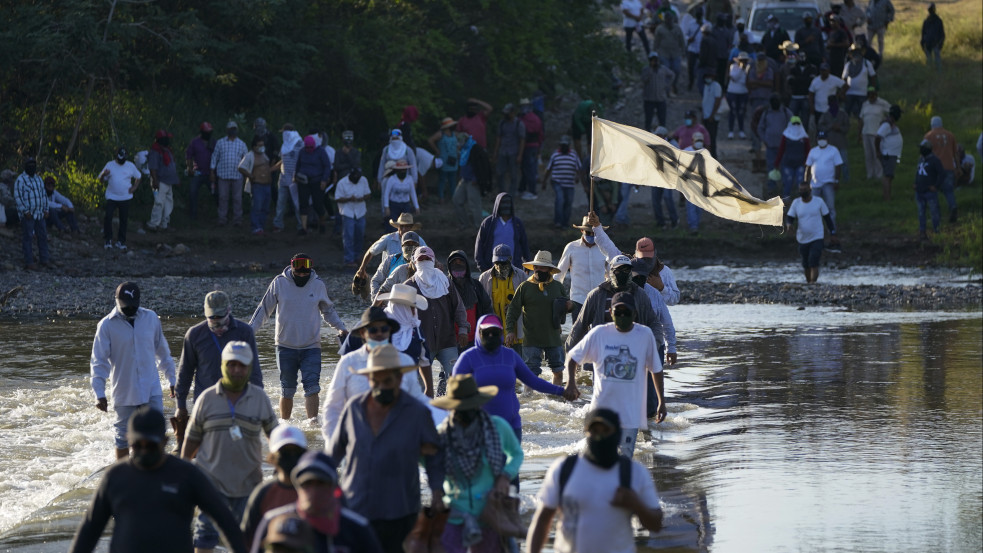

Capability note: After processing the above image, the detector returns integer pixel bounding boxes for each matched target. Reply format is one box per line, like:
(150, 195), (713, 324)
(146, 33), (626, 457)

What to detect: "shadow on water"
(0, 312), (980, 552)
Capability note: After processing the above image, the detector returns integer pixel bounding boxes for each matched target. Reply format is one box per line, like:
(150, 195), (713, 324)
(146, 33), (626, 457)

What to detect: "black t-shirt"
(70, 456), (246, 553)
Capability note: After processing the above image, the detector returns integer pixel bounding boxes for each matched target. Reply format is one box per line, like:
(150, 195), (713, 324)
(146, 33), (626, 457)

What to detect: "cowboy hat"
(389, 212), (423, 230)
(353, 344), (419, 375)
(431, 374), (498, 410)
(393, 159), (411, 170)
(572, 215), (608, 231)
(376, 283), (429, 310)
(522, 250), (560, 274)
(440, 117), (457, 129)
(351, 306), (401, 335)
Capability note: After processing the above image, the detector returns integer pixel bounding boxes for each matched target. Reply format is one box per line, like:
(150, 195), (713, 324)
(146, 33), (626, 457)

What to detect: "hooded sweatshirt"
(474, 193), (531, 272)
(248, 268), (346, 349)
(446, 250), (492, 343)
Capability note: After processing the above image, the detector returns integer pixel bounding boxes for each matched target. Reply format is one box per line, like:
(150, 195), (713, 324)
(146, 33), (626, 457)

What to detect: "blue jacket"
(296, 147), (332, 184)
(473, 192), (531, 272)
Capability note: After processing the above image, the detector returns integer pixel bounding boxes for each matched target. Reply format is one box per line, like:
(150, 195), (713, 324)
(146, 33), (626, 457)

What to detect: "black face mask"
(612, 270), (632, 289)
(770, 98), (781, 110)
(920, 146), (933, 157)
(396, 170), (408, 179)
(372, 387), (396, 405)
(293, 272), (311, 287)
(560, 145), (570, 154)
(349, 171), (362, 182)
(535, 270), (551, 282)
(157, 137), (170, 147)
(585, 432), (621, 468)
(480, 331), (502, 351)
(132, 446), (164, 469)
(499, 203), (513, 217)
(25, 162), (37, 176)
(454, 408), (480, 426)
(493, 263), (512, 278)
(800, 189), (812, 200)
(115, 158), (126, 165)
(120, 305), (138, 318)
(276, 450), (304, 476)
(201, 131), (212, 141)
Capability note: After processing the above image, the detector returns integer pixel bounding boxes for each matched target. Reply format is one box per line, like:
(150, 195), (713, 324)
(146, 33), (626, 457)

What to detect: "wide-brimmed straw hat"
(522, 250), (560, 274)
(572, 215), (608, 231)
(389, 212), (422, 230)
(431, 374), (498, 410)
(353, 344), (419, 375)
(440, 117), (457, 129)
(351, 306), (401, 335)
(377, 283), (429, 310)
(393, 159), (411, 170)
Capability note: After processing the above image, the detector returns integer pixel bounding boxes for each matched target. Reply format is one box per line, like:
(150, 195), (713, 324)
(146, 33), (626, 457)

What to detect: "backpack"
(558, 454), (632, 502)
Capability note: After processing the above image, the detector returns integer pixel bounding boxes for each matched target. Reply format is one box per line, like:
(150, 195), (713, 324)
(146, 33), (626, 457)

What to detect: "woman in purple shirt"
(451, 314), (565, 442)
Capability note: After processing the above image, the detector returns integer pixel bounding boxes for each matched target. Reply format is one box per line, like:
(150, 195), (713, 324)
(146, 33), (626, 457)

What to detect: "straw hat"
(440, 117), (457, 129)
(389, 212), (422, 230)
(376, 283), (429, 310)
(393, 159), (411, 170)
(353, 344), (419, 375)
(522, 250), (560, 274)
(572, 215), (608, 231)
(431, 374), (498, 410)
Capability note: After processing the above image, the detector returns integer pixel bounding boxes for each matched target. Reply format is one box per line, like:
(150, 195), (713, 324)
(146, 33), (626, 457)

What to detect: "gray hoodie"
(248, 267), (346, 349)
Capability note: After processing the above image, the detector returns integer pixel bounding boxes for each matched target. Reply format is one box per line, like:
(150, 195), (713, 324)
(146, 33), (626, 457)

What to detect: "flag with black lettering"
(589, 116), (784, 226)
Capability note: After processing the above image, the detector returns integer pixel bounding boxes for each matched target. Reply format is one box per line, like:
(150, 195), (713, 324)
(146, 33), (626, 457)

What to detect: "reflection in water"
(0, 309), (980, 553)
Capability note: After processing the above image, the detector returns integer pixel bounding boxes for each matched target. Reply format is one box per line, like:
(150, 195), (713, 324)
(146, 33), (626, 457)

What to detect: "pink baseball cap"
(635, 237), (656, 259)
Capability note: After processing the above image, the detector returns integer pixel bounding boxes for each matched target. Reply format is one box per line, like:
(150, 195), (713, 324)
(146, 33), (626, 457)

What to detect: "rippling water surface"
(0, 305), (980, 552)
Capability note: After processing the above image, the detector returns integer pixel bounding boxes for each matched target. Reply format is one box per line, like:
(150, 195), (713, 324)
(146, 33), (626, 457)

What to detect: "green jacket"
(505, 279), (565, 347)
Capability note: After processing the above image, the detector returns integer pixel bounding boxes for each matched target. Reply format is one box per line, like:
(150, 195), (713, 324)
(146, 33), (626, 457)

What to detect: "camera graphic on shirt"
(602, 346), (637, 381)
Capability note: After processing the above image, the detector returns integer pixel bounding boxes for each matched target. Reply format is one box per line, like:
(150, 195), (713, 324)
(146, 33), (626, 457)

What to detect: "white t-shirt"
(877, 122), (903, 156)
(334, 175), (371, 219)
(961, 153), (976, 182)
(621, 0), (643, 28)
(568, 323), (660, 430)
(787, 196), (829, 244)
(538, 455), (661, 553)
(806, 145), (843, 186)
(842, 60), (876, 96)
(726, 62), (748, 94)
(808, 76), (845, 113)
(101, 161), (142, 201)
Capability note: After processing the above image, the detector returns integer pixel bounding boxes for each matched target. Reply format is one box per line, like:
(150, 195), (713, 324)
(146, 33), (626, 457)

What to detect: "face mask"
(221, 362), (250, 392)
(788, 58), (797, 66)
(771, 98), (781, 110)
(276, 450), (303, 476)
(585, 431), (621, 468)
(157, 137), (170, 147)
(454, 408), (480, 426)
(818, 139), (828, 148)
(684, 118), (693, 126)
(612, 270), (631, 289)
(535, 270), (551, 282)
(257, 146), (265, 154)
(366, 338), (388, 350)
(694, 141), (704, 149)
(480, 332), (502, 351)
(120, 305), (138, 318)
(132, 446), (164, 469)
(207, 313), (230, 332)
(201, 131), (212, 141)
(372, 387), (396, 405)
(493, 263), (511, 278)
(451, 269), (467, 279)
(705, 79), (713, 85)
(560, 145), (570, 154)
(614, 313), (634, 331)
(499, 204), (513, 217)
(115, 158), (125, 165)
(801, 189), (812, 199)
(584, 235), (595, 245)
(349, 171), (362, 182)
(227, 129), (237, 137)
(920, 146), (933, 157)
(293, 272), (311, 287)
(25, 162), (37, 176)
(344, 139), (353, 145)
(417, 260), (435, 272)
(768, 21), (777, 29)
(396, 170), (408, 179)
(402, 246), (416, 260)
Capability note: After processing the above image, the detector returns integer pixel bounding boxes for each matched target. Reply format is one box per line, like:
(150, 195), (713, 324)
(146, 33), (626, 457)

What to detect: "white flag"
(590, 116), (784, 226)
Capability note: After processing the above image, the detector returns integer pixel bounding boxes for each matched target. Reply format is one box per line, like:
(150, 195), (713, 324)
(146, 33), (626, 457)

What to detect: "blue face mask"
(584, 235), (596, 245)
(366, 338), (388, 350)
(685, 118), (693, 126)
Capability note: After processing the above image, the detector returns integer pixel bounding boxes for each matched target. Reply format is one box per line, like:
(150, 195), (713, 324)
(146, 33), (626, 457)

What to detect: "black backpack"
(558, 454), (632, 501)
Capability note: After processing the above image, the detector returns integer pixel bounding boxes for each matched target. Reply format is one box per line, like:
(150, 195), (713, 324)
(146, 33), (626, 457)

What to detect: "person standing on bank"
(210, 121), (249, 228)
(98, 147), (142, 250)
(14, 156), (50, 269)
(249, 253), (348, 420)
(91, 282), (176, 459)
(147, 129), (180, 232)
(238, 136), (274, 235)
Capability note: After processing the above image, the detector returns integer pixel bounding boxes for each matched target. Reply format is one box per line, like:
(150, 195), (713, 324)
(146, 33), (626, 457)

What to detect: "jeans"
(47, 209), (79, 232)
(553, 184), (575, 227)
(342, 215), (366, 263)
(112, 395), (163, 449)
(621, 427), (639, 458)
(369, 513), (418, 553)
(664, 55), (682, 91)
(20, 215), (49, 266)
(250, 183), (272, 231)
(815, 182), (836, 223)
(781, 165), (806, 198)
(704, 119), (719, 158)
(521, 145), (540, 194)
(431, 346), (459, 397)
(624, 25), (650, 54)
(441, 523), (502, 553)
(916, 190), (941, 233)
(496, 153), (520, 195)
(216, 177), (243, 224)
(297, 179), (325, 223)
(651, 187), (678, 226)
(103, 199), (130, 244)
(274, 179), (301, 230)
(726, 93), (748, 133)
(643, 100), (667, 131)
(836, 146), (850, 185)
(453, 179), (482, 229)
(438, 169), (457, 200)
(522, 345), (564, 376)
(276, 346), (322, 398)
(387, 201), (413, 226)
(789, 97), (810, 121)
(194, 494), (248, 549)
(863, 134), (884, 179)
(685, 200), (702, 231)
(188, 172), (209, 220)
(765, 146), (780, 195)
(148, 182), (174, 229)
(748, 98), (768, 150)
(923, 45), (942, 70)
(614, 182), (632, 225)
(940, 170), (957, 213)
(687, 51), (700, 89)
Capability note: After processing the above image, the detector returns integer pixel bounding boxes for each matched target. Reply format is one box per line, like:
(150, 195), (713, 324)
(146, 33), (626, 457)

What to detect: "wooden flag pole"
(589, 111), (596, 215)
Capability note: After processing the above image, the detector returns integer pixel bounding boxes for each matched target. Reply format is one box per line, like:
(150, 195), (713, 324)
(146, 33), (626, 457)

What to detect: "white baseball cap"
(269, 425), (307, 452)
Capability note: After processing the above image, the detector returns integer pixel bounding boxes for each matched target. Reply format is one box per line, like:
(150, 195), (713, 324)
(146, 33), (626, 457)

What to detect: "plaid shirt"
(14, 173), (47, 218)
(210, 137), (248, 179)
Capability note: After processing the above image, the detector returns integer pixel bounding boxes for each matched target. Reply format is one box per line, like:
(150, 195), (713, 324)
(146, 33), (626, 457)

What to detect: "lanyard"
(209, 331), (222, 352)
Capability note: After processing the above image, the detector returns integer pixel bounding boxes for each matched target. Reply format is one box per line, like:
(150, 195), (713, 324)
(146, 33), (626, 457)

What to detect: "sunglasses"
(366, 325), (390, 335)
(206, 313), (227, 320)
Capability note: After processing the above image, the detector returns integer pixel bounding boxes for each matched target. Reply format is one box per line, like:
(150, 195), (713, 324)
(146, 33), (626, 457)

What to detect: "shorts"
(113, 395), (164, 449)
(798, 239), (824, 269)
(276, 346), (322, 398)
(881, 155), (898, 178)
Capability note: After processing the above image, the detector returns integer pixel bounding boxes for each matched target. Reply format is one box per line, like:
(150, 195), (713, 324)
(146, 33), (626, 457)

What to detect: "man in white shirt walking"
(556, 217), (609, 322)
(804, 130), (844, 233)
(786, 182), (837, 283)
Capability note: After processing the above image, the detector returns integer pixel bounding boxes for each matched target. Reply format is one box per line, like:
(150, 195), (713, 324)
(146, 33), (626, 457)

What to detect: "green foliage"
(934, 212), (982, 272)
(52, 161), (103, 213)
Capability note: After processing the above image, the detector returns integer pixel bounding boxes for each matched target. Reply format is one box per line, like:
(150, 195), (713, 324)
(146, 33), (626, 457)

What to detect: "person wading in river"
(90, 281), (176, 459)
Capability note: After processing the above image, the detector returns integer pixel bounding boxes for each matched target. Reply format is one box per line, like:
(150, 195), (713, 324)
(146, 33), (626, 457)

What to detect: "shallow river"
(0, 304), (980, 552)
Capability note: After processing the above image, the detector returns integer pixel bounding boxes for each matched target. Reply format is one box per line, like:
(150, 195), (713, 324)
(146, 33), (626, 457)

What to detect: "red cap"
(635, 237), (656, 259)
(154, 129), (172, 139)
(200, 122), (213, 132)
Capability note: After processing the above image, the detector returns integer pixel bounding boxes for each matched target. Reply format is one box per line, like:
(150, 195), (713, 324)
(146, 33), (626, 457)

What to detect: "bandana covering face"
(385, 303), (419, 351)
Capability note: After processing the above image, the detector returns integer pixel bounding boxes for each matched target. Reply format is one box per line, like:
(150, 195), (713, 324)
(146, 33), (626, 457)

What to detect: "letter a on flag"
(589, 117), (784, 226)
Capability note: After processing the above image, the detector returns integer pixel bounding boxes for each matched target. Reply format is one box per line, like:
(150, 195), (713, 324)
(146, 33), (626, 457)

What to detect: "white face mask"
(818, 139), (828, 147)
(416, 260), (435, 272)
(258, 146), (266, 153)
(694, 141), (705, 149)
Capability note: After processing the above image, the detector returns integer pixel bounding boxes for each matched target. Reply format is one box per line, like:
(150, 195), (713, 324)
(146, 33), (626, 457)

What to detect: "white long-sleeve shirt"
(249, 268), (346, 349)
(593, 224), (681, 306)
(555, 238), (608, 305)
(642, 283), (677, 353)
(90, 307), (176, 405)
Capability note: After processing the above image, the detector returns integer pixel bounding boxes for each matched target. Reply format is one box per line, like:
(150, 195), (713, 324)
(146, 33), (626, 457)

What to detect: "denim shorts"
(113, 395), (164, 449)
(194, 494), (248, 549)
(276, 346), (322, 398)
(522, 345), (564, 375)
(799, 239), (824, 269)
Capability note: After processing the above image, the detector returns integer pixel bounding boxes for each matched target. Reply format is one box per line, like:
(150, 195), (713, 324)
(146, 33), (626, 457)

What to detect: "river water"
(0, 305), (980, 552)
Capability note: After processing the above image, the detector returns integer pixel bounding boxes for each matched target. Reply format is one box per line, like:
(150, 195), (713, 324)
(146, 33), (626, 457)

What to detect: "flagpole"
(589, 112), (596, 215)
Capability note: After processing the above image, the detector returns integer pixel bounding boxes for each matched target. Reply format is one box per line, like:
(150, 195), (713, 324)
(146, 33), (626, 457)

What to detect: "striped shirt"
(14, 173), (48, 218)
(545, 150), (582, 187)
(210, 137), (248, 179)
